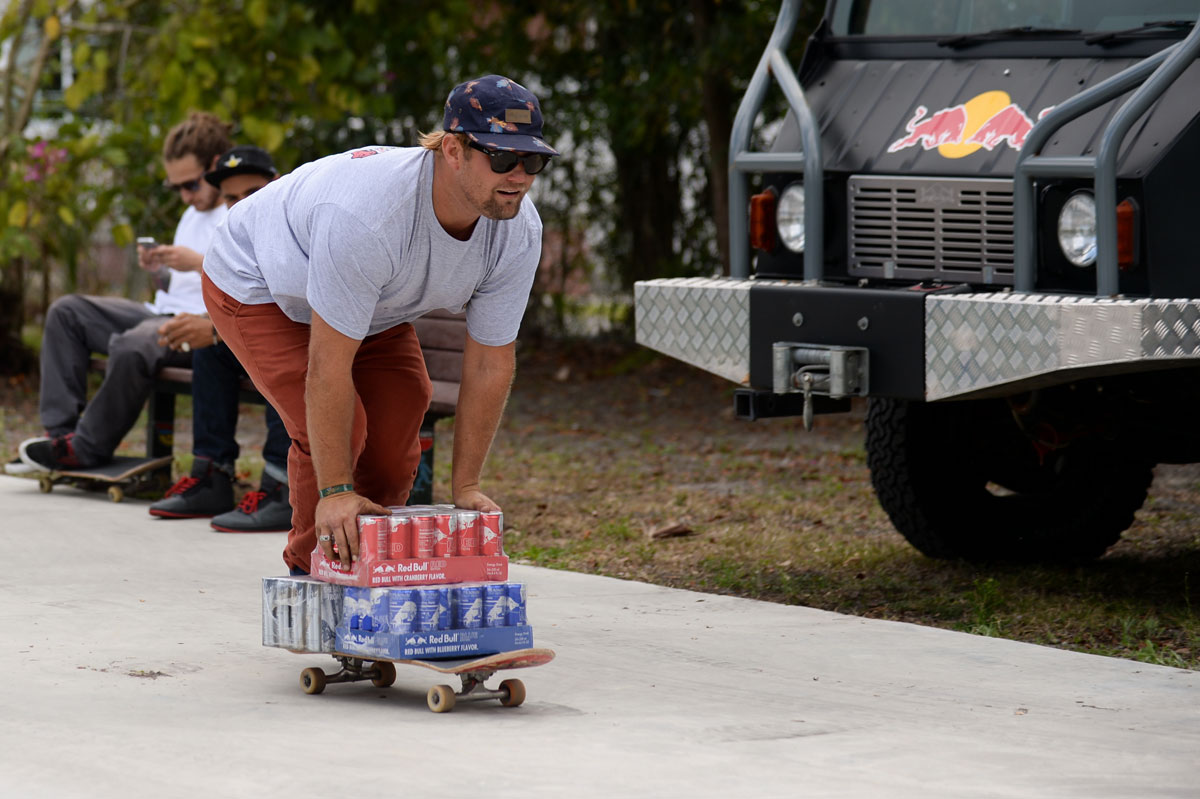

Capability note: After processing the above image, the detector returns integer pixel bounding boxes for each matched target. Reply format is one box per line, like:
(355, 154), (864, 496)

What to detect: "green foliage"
(1, 0), (821, 371)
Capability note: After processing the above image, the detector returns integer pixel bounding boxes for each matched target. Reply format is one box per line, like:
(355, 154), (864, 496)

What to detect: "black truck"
(635, 0), (1200, 562)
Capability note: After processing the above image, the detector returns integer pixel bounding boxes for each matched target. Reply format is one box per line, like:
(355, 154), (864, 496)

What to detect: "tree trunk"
(0, 257), (36, 375)
(611, 133), (682, 287)
(690, 0), (734, 276)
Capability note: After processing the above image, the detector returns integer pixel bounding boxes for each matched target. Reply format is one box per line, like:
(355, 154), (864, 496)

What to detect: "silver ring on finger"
(319, 535), (332, 542)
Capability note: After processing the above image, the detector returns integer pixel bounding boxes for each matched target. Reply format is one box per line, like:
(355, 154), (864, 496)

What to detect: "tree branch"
(1, 0), (37, 140)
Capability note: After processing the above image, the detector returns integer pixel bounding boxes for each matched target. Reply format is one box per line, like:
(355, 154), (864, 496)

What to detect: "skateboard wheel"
(427, 684), (456, 713)
(370, 661), (397, 688)
(107, 485), (124, 502)
(300, 667), (327, 695)
(38, 477), (52, 494)
(499, 678), (526, 707)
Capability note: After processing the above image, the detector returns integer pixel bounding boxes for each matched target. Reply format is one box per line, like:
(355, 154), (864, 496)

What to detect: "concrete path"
(0, 476), (1195, 798)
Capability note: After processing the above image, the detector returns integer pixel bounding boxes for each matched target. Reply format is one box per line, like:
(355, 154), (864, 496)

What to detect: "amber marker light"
(1116, 198), (1137, 269)
(749, 188), (777, 252)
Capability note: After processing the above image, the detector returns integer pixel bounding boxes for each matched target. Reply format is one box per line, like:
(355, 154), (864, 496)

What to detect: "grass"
(4, 336), (1198, 669)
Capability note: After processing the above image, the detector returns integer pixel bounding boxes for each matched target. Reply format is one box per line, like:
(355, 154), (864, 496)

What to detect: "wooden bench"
(96, 310), (465, 505)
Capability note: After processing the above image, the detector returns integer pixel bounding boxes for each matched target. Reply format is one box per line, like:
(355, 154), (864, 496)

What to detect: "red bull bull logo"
(887, 91), (1053, 158)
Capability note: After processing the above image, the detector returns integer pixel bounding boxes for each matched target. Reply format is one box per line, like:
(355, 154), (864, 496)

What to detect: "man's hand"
(452, 485), (501, 513)
(315, 491), (389, 567)
(140, 244), (204, 273)
(137, 242), (161, 271)
(157, 312), (214, 352)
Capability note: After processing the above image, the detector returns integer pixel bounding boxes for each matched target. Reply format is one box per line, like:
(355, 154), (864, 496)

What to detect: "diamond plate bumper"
(925, 293), (1200, 399)
(634, 278), (754, 385)
(635, 278), (1200, 400)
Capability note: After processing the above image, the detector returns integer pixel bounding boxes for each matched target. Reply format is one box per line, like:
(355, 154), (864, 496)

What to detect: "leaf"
(111, 223), (134, 247)
(57, 205), (75, 225)
(63, 81), (90, 111)
(73, 41), (91, 68)
(102, 147), (128, 167)
(247, 0), (268, 28)
(43, 15), (61, 40)
(649, 522), (695, 540)
(7, 200), (27, 228)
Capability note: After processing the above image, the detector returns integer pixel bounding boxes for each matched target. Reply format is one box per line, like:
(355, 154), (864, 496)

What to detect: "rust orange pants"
(204, 274), (432, 572)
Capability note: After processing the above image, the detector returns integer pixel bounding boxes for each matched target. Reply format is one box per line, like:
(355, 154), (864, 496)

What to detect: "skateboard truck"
(300, 655), (529, 713)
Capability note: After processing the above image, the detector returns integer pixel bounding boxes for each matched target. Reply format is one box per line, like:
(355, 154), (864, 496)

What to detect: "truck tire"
(865, 397), (1153, 563)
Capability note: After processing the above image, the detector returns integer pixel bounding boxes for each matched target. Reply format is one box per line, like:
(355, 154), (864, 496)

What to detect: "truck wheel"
(865, 397), (1153, 562)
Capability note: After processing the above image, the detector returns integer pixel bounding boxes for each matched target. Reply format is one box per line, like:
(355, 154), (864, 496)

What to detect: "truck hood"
(777, 57), (1200, 179)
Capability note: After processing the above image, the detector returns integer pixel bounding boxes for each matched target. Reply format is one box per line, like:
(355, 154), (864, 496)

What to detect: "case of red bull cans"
(309, 506), (508, 587)
(271, 505), (537, 660)
(265, 577), (534, 659)
(261, 576), (343, 652)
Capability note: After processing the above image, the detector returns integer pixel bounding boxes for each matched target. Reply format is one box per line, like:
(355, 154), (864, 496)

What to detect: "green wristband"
(319, 483), (354, 499)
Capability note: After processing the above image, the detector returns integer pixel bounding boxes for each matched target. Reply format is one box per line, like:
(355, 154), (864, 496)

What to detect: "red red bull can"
(433, 511), (456, 557)
(480, 511), (503, 556)
(456, 510), (480, 556)
(388, 515), (412, 560)
(357, 515), (390, 560)
(410, 512), (436, 558)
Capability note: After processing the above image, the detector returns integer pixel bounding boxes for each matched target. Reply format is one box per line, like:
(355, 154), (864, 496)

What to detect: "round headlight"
(776, 183), (806, 253)
(1057, 192), (1097, 267)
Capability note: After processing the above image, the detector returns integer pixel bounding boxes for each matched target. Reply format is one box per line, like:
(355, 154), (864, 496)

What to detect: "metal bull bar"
(728, 0), (822, 280)
(1015, 15), (1200, 296)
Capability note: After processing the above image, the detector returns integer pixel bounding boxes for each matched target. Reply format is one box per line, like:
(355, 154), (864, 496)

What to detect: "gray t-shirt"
(202, 146), (542, 345)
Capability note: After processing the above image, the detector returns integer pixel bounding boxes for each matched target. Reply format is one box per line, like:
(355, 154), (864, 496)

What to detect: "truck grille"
(848, 176), (1014, 284)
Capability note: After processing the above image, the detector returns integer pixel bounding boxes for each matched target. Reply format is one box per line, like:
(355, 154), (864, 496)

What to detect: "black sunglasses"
(163, 177), (205, 193)
(468, 141), (550, 175)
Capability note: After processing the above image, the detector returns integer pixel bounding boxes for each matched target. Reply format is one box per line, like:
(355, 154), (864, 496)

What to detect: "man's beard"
(479, 196), (522, 221)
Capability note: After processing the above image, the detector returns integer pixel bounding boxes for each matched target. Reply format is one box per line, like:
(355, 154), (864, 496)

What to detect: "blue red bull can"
(388, 588), (418, 634)
(506, 582), (526, 626)
(436, 588), (451, 630)
(342, 586), (370, 631)
(454, 585), (484, 629)
(366, 588), (390, 633)
(483, 583), (508, 628)
(417, 588), (442, 632)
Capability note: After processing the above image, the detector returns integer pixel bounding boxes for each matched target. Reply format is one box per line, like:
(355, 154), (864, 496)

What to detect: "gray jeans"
(39, 294), (191, 463)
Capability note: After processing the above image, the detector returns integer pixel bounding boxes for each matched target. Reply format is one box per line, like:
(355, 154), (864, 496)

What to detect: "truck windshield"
(832, 0), (1200, 37)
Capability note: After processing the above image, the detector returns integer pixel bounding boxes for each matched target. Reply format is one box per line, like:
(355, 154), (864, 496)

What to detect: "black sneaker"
(210, 472), (292, 533)
(149, 457), (235, 519)
(19, 434), (92, 471)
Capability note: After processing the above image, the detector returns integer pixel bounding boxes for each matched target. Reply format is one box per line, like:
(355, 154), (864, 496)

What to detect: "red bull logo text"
(887, 91), (1052, 158)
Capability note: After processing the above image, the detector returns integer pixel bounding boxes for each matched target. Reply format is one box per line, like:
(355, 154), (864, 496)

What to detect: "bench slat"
(411, 316), (468, 352)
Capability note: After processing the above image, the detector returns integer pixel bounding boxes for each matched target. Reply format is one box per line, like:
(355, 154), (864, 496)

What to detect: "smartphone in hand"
(137, 236), (158, 249)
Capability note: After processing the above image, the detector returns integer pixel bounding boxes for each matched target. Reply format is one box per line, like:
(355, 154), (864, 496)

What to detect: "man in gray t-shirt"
(203, 75), (558, 574)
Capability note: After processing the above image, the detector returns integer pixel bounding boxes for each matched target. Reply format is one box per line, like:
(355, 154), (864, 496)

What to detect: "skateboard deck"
(297, 647), (555, 712)
(35, 455), (174, 502)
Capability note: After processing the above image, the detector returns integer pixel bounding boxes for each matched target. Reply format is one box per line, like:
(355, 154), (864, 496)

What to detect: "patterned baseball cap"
(443, 75), (559, 156)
